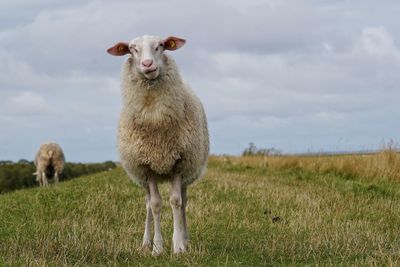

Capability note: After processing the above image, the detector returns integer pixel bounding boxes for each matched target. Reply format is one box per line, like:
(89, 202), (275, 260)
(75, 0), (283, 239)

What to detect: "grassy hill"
(1, 156), (399, 266)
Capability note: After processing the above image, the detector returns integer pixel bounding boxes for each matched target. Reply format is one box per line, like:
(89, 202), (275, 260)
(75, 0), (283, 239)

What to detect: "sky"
(1, 0), (400, 162)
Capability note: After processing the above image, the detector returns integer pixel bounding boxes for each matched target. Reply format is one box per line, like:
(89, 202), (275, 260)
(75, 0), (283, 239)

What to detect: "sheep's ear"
(107, 42), (130, 56)
(163, 36), (186, 51)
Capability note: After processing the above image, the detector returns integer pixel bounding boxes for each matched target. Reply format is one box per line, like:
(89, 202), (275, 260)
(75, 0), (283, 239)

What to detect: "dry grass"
(214, 146), (400, 183)
(1, 155), (399, 266)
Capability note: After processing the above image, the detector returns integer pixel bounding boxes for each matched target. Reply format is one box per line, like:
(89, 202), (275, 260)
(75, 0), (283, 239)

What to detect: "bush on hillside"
(242, 142), (282, 157)
(0, 161), (117, 194)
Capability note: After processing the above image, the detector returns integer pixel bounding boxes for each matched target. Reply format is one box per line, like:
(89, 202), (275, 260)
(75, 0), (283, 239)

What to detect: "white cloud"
(191, 26), (400, 121)
(361, 27), (400, 58)
(1, 0), (400, 160)
(6, 91), (50, 115)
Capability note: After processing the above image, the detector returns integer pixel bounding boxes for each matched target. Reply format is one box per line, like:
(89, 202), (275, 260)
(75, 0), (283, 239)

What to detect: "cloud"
(361, 27), (400, 58)
(5, 91), (51, 115)
(190, 26), (400, 121)
(0, 0), (400, 160)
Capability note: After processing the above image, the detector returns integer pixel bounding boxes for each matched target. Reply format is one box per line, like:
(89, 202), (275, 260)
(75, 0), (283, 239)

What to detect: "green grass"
(1, 158), (399, 266)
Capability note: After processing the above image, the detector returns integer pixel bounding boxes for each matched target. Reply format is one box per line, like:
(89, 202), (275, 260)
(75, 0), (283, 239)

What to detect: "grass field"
(1, 154), (399, 266)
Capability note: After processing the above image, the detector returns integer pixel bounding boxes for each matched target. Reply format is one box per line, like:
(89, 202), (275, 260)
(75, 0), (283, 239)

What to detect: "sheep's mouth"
(144, 68), (158, 74)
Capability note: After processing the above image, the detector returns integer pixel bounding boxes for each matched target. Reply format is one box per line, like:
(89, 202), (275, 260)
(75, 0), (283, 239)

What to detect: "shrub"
(242, 142), (282, 156)
(0, 161), (117, 193)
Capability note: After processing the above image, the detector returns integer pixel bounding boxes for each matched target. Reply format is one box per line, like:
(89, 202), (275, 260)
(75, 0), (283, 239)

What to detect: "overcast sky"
(1, 0), (400, 162)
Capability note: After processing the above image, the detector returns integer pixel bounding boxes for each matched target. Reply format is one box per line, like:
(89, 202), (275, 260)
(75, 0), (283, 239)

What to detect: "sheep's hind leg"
(170, 175), (187, 254)
(142, 186), (153, 250)
(149, 177), (163, 255)
(54, 171), (59, 184)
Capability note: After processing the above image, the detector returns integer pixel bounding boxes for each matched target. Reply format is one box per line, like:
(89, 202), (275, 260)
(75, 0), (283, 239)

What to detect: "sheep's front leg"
(170, 175), (187, 253)
(142, 186), (153, 250)
(36, 172), (43, 187)
(148, 177), (163, 255)
(181, 186), (189, 243)
(42, 172), (48, 187)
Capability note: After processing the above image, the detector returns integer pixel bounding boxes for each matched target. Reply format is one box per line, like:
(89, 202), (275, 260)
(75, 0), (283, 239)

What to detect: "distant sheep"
(107, 35), (209, 255)
(34, 142), (65, 187)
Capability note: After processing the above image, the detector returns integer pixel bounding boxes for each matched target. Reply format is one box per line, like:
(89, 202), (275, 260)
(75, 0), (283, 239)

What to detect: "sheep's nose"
(142, 59), (153, 67)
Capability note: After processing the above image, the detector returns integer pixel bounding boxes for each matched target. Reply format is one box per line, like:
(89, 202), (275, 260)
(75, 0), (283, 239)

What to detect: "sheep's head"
(107, 35), (185, 80)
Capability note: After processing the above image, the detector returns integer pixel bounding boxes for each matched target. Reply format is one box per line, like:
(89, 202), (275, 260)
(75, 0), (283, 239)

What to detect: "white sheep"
(34, 142), (65, 187)
(107, 35), (209, 255)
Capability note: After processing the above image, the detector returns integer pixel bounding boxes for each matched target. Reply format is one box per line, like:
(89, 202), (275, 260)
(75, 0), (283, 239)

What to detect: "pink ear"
(163, 36), (186, 51)
(107, 42), (130, 56)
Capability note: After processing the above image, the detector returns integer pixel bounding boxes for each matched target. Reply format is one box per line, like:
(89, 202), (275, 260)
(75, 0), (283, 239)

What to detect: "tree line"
(0, 160), (116, 193)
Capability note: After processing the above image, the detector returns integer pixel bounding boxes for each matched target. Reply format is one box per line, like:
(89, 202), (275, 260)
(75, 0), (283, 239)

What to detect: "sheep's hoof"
(151, 241), (163, 256)
(151, 247), (163, 256)
(141, 239), (152, 252)
(173, 239), (187, 254)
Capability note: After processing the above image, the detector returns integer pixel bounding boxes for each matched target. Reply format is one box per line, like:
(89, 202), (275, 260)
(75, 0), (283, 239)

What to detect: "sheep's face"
(130, 36), (164, 80)
(107, 35), (186, 80)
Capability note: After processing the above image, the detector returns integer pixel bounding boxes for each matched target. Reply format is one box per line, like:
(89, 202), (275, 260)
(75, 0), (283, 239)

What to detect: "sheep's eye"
(131, 46), (138, 53)
(155, 44), (163, 52)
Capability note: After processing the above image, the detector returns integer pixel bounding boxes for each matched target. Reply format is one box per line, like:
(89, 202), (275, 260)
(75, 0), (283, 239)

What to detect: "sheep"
(34, 142), (65, 187)
(107, 35), (209, 255)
